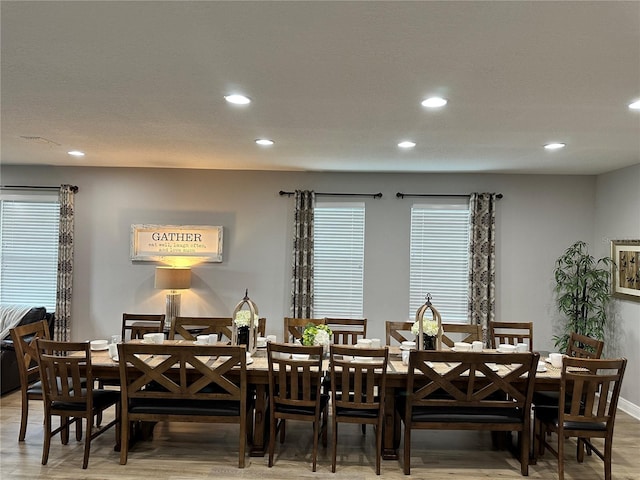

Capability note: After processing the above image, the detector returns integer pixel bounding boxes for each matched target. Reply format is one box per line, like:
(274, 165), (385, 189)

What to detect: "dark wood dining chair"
(169, 316), (266, 342)
(384, 321), (414, 346)
(121, 313), (165, 341)
(489, 321), (533, 351)
(267, 342), (328, 471)
(169, 316), (233, 341)
(329, 344), (388, 474)
(533, 357), (627, 480)
(440, 323), (482, 348)
(10, 320), (51, 442)
(283, 317), (325, 343)
(118, 343), (247, 467)
(324, 318), (367, 345)
(566, 332), (604, 359)
(534, 332), (605, 409)
(36, 339), (120, 469)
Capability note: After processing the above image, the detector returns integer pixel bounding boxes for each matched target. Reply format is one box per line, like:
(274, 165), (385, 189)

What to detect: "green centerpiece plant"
(553, 240), (613, 353)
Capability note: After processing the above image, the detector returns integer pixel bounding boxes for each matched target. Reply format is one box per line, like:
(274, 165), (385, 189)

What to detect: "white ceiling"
(2, 1), (639, 175)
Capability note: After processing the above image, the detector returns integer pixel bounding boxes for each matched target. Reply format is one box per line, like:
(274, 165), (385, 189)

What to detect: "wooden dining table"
(87, 341), (562, 460)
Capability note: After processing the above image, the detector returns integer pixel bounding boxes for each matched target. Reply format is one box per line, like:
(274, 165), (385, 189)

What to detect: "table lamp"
(154, 267), (191, 324)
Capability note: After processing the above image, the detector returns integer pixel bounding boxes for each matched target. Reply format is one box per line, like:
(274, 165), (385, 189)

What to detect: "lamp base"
(166, 292), (181, 326)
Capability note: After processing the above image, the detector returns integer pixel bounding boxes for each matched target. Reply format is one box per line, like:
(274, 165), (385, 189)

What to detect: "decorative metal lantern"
(414, 293), (443, 350)
(232, 289), (259, 354)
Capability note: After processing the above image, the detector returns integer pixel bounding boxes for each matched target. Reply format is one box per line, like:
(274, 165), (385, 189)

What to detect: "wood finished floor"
(1, 389), (639, 479)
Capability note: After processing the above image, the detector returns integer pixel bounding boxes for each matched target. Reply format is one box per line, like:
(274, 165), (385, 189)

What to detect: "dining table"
(87, 340), (563, 460)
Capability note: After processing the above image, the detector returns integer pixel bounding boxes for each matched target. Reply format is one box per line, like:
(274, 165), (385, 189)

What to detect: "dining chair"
(324, 318), (367, 345)
(384, 321), (413, 346)
(566, 332), (604, 359)
(118, 343), (247, 467)
(36, 339), (120, 469)
(169, 316), (266, 342)
(121, 313), (165, 341)
(10, 320), (51, 442)
(440, 323), (482, 348)
(534, 332), (605, 409)
(489, 321), (533, 351)
(169, 316), (233, 341)
(397, 350), (539, 475)
(329, 344), (388, 474)
(267, 342), (328, 471)
(283, 317), (325, 343)
(533, 357), (627, 480)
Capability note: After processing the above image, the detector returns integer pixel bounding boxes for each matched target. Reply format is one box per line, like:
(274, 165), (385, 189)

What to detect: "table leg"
(250, 384), (268, 456)
(382, 386), (399, 460)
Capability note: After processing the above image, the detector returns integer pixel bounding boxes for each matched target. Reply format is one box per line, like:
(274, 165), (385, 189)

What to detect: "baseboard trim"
(618, 395), (640, 420)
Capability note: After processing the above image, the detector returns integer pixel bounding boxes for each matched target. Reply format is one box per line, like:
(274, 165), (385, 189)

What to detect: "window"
(313, 202), (365, 317)
(0, 196), (59, 310)
(409, 201), (470, 323)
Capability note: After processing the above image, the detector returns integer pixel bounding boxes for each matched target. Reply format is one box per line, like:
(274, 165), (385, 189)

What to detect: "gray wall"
(2, 164), (637, 411)
(594, 164), (640, 414)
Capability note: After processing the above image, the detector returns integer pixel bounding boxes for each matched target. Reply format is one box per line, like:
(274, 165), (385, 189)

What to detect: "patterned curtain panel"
(468, 192), (498, 345)
(55, 185), (76, 341)
(290, 190), (315, 318)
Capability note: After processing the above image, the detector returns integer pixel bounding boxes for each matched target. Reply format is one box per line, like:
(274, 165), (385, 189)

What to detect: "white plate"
(450, 347), (472, 352)
(537, 366), (547, 373)
(90, 345), (109, 351)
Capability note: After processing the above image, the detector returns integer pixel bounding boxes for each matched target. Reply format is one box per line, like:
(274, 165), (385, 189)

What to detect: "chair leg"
(280, 419), (286, 444)
(268, 417), (276, 467)
(82, 418), (91, 469)
(604, 437), (613, 480)
(312, 418), (319, 472)
(41, 412), (52, 465)
(558, 432), (565, 480)
(61, 416), (69, 444)
(331, 421), (338, 473)
(76, 416), (83, 441)
(18, 391), (29, 441)
(375, 423), (382, 475)
(120, 418), (129, 465)
(403, 422), (411, 475)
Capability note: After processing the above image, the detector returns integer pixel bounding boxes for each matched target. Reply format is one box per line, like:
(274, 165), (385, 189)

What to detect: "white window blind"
(409, 202), (470, 323)
(0, 199), (59, 311)
(313, 202), (365, 317)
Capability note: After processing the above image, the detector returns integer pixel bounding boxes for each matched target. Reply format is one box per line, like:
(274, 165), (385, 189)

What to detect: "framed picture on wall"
(610, 239), (640, 302)
(131, 224), (223, 262)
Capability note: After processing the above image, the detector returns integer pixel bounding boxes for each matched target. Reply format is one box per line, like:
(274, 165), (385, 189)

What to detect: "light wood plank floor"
(1, 389), (639, 479)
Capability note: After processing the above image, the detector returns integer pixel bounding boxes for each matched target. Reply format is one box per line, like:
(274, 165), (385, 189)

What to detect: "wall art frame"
(131, 224), (223, 262)
(610, 239), (640, 302)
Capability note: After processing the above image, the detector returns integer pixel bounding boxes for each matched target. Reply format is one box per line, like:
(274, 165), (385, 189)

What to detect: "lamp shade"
(154, 267), (191, 290)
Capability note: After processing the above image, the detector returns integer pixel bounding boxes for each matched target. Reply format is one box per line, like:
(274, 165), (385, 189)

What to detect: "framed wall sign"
(610, 239), (640, 302)
(131, 224), (223, 262)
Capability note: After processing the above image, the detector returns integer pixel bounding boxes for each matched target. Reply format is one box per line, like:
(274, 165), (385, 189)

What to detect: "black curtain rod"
(396, 192), (503, 199)
(279, 190), (382, 199)
(1, 185), (78, 193)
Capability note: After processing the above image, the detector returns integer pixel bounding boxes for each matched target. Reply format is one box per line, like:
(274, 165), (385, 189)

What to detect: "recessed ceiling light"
(398, 141), (416, 149)
(67, 150), (85, 157)
(544, 143), (566, 150)
(629, 99), (640, 110)
(255, 139), (274, 146)
(224, 94), (251, 105)
(421, 97), (448, 108)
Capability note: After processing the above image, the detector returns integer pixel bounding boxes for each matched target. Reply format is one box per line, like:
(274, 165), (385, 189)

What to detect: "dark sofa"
(0, 307), (55, 395)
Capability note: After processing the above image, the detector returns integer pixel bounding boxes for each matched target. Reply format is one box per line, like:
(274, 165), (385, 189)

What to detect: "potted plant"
(553, 240), (613, 353)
